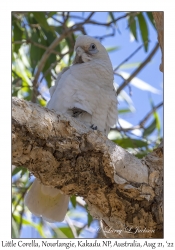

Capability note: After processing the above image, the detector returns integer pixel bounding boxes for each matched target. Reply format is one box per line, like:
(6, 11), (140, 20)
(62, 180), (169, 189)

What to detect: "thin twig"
(64, 12), (70, 23)
(69, 15), (86, 20)
(12, 40), (59, 55)
(39, 50), (73, 83)
(62, 12), (70, 30)
(112, 102), (163, 132)
(95, 26), (115, 41)
(86, 12), (95, 21)
(114, 72), (126, 81)
(82, 12), (139, 27)
(113, 43), (146, 72)
(139, 102), (163, 127)
(116, 43), (159, 95)
(51, 16), (63, 25)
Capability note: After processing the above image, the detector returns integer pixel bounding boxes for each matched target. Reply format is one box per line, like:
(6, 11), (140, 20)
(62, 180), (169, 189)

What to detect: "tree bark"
(12, 97), (163, 238)
(152, 12), (164, 72)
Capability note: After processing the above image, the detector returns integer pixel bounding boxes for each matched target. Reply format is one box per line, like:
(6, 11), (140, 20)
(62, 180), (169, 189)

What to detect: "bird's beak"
(73, 47), (85, 64)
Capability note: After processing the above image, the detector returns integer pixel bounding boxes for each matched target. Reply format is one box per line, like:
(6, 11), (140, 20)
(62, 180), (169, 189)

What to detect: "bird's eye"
(89, 43), (96, 50)
(88, 43), (98, 54)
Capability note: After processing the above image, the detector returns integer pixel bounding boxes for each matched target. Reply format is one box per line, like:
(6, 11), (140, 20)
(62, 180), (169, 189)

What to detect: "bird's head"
(73, 35), (112, 66)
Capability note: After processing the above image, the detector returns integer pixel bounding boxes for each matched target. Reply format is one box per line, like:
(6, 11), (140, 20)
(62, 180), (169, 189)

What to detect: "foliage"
(12, 11), (163, 238)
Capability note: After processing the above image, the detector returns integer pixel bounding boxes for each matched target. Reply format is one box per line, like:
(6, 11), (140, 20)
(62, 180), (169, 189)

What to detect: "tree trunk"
(152, 12), (164, 72)
(12, 97), (163, 238)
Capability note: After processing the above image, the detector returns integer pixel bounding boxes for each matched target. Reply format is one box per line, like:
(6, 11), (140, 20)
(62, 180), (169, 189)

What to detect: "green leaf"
(59, 227), (75, 238)
(30, 30), (44, 69)
(52, 228), (69, 238)
(39, 30), (57, 87)
(12, 78), (22, 87)
(12, 166), (28, 179)
(137, 13), (149, 51)
(108, 12), (117, 26)
(129, 16), (137, 41)
(44, 29), (57, 45)
(18, 87), (32, 101)
(143, 119), (157, 137)
(119, 62), (141, 69)
(70, 196), (77, 208)
(12, 68), (31, 87)
(106, 46), (120, 53)
(114, 138), (148, 148)
(12, 215), (20, 238)
(149, 98), (161, 135)
(13, 214), (46, 238)
(153, 111), (161, 133)
(146, 12), (156, 28)
(118, 109), (132, 114)
(135, 151), (150, 159)
(84, 204), (93, 227)
(12, 87), (19, 97)
(47, 12), (58, 18)
(12, 166), (23, 176)
(13, 22), (23, 53)
(64, 35), (75, 63)
(69, 34), (76, 63)
(39, 98), (47, 107)
(33, 12), (52, 31)
(55, 25), (63, 35)
(87, 212), (93, 227)
(20, 168), (28, 178)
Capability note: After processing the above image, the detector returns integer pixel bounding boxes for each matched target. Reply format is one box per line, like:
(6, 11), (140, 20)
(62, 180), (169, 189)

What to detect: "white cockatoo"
(24, 35), (118, 222)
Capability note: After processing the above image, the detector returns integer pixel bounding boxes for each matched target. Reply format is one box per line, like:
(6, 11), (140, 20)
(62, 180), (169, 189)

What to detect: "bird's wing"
(47, 63), (101, 115)
(106, 90), (118, 133)
(48, 67), (70, 99)
(70, 62), (117, 133)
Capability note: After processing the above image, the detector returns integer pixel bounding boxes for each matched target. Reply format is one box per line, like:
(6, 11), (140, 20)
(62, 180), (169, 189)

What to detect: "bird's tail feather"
(24, 179), (69, 222)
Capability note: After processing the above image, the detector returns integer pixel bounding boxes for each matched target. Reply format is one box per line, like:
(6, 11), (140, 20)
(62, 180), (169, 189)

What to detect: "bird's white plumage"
(25, 35), (118, 222)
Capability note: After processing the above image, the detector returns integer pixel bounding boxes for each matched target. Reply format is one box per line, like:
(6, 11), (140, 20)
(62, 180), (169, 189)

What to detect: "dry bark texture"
(152, 12), (164, 72)
(12, 97), (163, 238)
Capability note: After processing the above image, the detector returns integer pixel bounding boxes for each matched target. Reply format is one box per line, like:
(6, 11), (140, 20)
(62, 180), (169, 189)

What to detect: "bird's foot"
(90, 124), (97, 130)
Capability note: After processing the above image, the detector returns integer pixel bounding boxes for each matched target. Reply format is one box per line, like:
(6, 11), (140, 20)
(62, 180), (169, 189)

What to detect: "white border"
(1, 0), (174, 245)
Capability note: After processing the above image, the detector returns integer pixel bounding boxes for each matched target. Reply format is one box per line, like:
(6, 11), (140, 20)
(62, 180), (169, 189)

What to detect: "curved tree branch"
(12, 97), (163, 238)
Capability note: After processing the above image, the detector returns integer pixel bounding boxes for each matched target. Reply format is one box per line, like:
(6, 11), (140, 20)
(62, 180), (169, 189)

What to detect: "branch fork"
(12, 97), (163, 238)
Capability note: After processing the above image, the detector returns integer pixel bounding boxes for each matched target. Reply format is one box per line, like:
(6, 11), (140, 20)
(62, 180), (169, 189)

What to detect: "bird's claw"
(90, 124), (97, 130)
